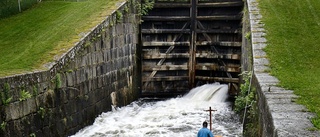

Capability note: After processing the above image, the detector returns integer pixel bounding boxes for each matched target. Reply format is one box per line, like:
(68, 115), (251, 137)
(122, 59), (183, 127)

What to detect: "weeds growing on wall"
(132, 0), (154, 16)
(234, 71), (254, 113)
(0, 121), (6, 131)
(0, 83), (12, 105)
(55, 73), (61, 89)
(243, 97), (259, 137)
(37, 107), (46, 119)
(19, 90), (32, 101)
(32, 85), (38, 97)
(234, 71), (259, 136)
(116, 10), (123, 23)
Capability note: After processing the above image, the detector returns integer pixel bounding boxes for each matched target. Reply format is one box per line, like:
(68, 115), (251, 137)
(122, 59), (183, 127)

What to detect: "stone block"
(253, 65), (270, 73)
(91, 53), (97, 65)
(22, 98), (37, 116)
(5, 102), (20, 120)
(253, 49), (267, 57)
(261, 86), (293, 94)
(252, 37), (267, 43)
(253, 57), (269, 66)
(268, 103), (307, 112)
(273, 118), (317, 137)
(255, 74), (279, 87)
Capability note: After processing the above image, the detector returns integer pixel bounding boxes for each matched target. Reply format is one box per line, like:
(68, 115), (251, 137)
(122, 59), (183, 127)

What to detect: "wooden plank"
(197, 1), (243, 7)
(195, 76), (239, 83)
(154, 3), (191, 8)
(142, 29), (190, 34)
(143, 21), (191, 87)
(154, 0), (190, 3)
(195, 53), (241, 60)
(143, 42), (190, 46)
(197, 41), (242, 47)
(195, 65), (240, 72)
(143, 46), (174, 87)
(197, 15), (241, 20)
(197, 17), (239, 90)
(142, 16), (190, 21)
(142, 65), (188, 71)
(143, 53), (190, 59)
(142, 76), (189, 82)
(141, 91), (188, 97)
(197, 21), (212, 42)
(197, 63), (240, 67)
(189, 0), (198, 87)
(196, 29), (241, 34)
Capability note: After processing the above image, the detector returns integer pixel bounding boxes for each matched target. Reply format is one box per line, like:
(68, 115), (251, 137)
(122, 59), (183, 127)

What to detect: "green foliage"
(29, 133), (36, 137)
(37, 107), (46, 119)
(243, 94), (259, 136)
(0, 0), (38, 19)
(156, 0), (189, 2)
(235, 72), (259, 136)
(260, 0), (320, 129)
(245, 32), (251, 41)
(134, 0), (154, 16)
(0, 121), (6, 131)
(55, 73), (61, 89)
(66, 69), (73, 73)
(84, 41), (92, 48)
(124, 5), (129, 13)
(19, 90), (32, 101)
(116, 10), (123, 23)
(311, 118), (320, 130)
(32, 85), (38, 97)
(234, 71), (254, 113)
(1, 83), (12, 105)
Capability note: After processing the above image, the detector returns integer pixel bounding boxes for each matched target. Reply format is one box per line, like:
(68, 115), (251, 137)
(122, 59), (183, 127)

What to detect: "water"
(71, 83), (243, 137)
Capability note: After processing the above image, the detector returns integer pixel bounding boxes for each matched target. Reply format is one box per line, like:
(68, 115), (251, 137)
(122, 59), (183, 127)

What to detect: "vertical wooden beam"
(189, 0), (197, 88)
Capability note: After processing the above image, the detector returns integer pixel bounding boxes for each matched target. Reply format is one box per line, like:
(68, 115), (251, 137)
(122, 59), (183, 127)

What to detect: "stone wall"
(245, 0), (320, 136)
(0, 1), (140, 136)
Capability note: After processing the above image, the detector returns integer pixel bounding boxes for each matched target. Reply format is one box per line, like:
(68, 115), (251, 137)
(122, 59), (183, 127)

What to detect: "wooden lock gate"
(140, 0), (243, 97)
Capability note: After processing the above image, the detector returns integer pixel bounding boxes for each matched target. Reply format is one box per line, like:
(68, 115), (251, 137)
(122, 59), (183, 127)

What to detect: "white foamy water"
(71, 83), (242, 137)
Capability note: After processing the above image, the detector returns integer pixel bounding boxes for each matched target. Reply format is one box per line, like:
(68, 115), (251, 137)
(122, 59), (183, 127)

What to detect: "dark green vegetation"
(234, 71), (259, 136)
(259, 0), (320, 129)
(0, 0), (124, 77)
(0, 0), (38, 19)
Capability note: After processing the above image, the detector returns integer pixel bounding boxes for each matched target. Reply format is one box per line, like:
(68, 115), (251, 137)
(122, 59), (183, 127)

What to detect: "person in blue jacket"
(197, 121), (214, 137)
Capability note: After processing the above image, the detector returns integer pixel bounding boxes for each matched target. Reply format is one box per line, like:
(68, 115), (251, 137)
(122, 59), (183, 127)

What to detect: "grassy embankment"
(259, 0), (320, 129)
(0, 0), (125, 77)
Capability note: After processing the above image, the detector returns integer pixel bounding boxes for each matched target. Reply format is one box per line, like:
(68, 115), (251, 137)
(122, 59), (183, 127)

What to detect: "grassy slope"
(259, 0), (320, 129)
(0, 0), (124, 77)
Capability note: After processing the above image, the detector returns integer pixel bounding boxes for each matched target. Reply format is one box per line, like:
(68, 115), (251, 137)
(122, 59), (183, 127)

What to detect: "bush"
(234, 71), (254, 113)
(0, 0), (38, 19)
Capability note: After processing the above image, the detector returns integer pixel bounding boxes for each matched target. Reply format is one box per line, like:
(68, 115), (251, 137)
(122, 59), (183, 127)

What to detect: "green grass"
(259, 0), (320, 129)
(0, 0), (125, 77)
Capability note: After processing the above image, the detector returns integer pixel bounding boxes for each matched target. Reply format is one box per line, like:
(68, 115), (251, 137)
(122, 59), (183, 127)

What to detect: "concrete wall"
(244, 0), (320, 136)
(0, 1), (140, 136)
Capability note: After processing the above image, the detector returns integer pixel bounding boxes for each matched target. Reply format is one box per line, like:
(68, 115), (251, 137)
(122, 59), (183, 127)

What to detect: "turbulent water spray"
(71, 83), (242, 137)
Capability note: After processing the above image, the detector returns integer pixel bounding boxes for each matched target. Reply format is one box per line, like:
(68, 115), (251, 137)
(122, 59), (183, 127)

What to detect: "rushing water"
(71, 83), (242, 137)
